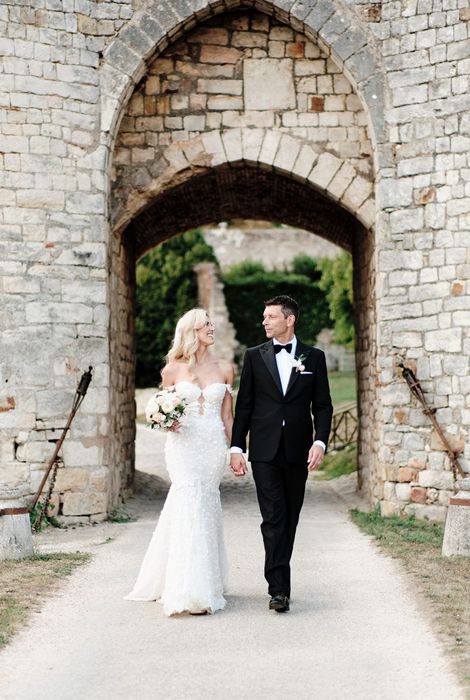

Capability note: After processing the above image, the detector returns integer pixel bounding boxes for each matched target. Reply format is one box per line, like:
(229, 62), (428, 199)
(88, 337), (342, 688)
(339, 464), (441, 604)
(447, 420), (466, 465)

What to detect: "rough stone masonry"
(0, 0), (469, 523)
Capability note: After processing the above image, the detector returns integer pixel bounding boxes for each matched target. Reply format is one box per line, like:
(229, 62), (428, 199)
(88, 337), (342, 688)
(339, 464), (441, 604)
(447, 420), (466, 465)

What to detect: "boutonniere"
(291, 354), (307, 373)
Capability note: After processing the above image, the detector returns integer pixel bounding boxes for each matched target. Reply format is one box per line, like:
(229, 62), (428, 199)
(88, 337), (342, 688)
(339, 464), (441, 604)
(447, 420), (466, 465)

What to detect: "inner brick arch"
(108, 162), (376, 504)
(112, 128), (375, 242)
(126, 163), (359, 257)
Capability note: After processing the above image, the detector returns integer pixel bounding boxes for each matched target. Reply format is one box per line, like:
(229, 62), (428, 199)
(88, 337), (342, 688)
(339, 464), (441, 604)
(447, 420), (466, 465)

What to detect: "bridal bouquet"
(145, 388), (187, 431)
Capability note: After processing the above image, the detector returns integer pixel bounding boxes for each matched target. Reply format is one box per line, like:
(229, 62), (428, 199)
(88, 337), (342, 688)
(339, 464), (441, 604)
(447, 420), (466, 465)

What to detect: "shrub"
(223, 257), (331, 350)
(135, 230), (216, 387)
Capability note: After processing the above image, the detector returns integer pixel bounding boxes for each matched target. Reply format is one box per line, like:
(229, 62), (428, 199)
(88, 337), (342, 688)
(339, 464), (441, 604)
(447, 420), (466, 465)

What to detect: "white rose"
(161, 401), (174, 414)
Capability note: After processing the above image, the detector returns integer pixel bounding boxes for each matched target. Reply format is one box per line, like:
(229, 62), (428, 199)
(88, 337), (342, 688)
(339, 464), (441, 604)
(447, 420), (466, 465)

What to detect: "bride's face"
(196, 316), (215, 347)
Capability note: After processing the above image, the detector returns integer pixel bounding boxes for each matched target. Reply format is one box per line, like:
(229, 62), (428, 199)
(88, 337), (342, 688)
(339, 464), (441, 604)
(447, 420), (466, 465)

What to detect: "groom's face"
(262, 305), (295, 340)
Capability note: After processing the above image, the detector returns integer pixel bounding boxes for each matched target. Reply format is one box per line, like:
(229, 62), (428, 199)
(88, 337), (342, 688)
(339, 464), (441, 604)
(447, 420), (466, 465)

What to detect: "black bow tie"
(274, 343), (292, 354)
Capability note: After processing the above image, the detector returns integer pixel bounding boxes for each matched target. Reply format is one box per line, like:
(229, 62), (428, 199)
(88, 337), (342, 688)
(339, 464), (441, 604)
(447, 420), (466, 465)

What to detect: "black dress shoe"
(269, 593), (290, 612)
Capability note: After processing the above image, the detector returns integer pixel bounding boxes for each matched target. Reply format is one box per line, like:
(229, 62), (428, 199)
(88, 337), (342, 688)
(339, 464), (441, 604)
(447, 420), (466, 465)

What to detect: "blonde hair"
(166, 308), (210, 375)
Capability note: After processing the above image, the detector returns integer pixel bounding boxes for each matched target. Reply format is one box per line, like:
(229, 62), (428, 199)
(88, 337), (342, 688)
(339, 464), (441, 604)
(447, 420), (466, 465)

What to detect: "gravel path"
(0, 425), (463, 699)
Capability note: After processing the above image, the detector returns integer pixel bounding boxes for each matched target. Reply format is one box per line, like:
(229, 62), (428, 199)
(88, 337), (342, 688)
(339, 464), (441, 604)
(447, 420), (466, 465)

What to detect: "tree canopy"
(135, 229), (216, 387)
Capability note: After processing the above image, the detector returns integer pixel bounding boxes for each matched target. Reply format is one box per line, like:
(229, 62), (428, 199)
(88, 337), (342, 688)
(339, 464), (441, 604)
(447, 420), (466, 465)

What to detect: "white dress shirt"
(231, 335), (326, 455)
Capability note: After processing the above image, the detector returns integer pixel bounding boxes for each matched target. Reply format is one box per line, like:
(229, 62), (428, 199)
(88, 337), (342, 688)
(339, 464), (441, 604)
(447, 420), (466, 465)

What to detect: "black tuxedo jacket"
(231, 340), (333, 464)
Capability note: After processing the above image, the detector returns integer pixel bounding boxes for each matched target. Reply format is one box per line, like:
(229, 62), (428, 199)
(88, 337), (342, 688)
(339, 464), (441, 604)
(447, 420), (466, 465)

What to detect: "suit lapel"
(285, 340), (312, 395)
(260, 342), (283, 395)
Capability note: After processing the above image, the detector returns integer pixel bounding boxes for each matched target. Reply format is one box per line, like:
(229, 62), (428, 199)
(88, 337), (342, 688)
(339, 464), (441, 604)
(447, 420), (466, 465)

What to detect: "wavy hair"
(166, 308), (210, 375)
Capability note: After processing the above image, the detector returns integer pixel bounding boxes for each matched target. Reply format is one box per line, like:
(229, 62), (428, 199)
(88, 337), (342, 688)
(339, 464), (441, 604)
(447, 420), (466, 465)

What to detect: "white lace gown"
(125, 382), (230, 616)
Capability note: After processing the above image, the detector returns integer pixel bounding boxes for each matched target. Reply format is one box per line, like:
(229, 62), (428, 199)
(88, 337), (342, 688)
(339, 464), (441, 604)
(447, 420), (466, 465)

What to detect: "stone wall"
(203, 222), (341, 271)
(0, 0), (469, 522)
(111, 10), (372, 233)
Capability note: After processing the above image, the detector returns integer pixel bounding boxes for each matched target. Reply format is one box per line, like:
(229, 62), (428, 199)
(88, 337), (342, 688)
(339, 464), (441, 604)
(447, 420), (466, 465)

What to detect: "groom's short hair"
(264, 295), (299, 323)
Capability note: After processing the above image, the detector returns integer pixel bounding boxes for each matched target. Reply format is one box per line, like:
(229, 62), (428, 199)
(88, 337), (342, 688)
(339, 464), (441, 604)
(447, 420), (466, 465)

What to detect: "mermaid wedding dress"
(125, 382), (230, 616)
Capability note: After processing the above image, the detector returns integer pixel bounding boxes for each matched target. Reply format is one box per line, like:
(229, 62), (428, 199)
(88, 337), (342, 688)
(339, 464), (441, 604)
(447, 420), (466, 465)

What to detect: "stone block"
(379, 250), (423, 272)
(424, 328), (462, 353)
(197, 79), (242, 95)
(89, 467), (109, 492)
(380, 500), (401, 517)
(308, 152), (342, 190)
(344, 45), (377, 83)
(292, 144), (319, 179)
(201, 130), (227, 167)
(377, 179), (413, 209)
(55, 467), (89, 492)
(62, 492), (107, 516)
(25, 302), (93, 325)
(419, 470), (455, 490)
(410, 487), (427, 504)
(221, 128), (242, 163)
(332, 27), (367, 61)
(102, 39), (144, 80)
(442, 491), (470, 556)
(244, 59), (295, 110)
(16, 441), (52, 463)
(66, 193), (105, 215)
(309, 96), (324, 111)
(207, 96), (243, 111)
(232, 31), (267, 48)
(62, 441), (102, 468)
(241, 129), (264, 163)
(398, 467), (418, 483)
(183, 115), (205, 131)
(396, 483), (411, 501)
(17, 190), (64, 210)
(258, 130), (282, 167)
(414, 504), (447, 523)
(341, 175), (373, 210)
(273, 134), (300, 173)
(200, 46), (242, 64)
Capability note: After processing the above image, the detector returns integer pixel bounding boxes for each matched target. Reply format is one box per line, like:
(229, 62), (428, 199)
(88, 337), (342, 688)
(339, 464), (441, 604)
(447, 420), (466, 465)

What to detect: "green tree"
(135, 229), (216, 387)
(318, 253), (354, 348)
(223, 258), (331, 351)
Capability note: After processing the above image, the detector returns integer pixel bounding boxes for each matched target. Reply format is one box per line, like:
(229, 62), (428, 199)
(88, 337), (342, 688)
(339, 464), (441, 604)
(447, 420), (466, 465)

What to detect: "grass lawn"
(0, 552), (90, 648)
(317, 443), (357, 480)
(351, 508), (470, 693)
(329, 371), (357, 408)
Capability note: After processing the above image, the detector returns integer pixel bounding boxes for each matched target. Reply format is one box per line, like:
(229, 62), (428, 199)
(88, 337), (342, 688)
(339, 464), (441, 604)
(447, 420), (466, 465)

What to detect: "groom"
(230, 295), (333, 613)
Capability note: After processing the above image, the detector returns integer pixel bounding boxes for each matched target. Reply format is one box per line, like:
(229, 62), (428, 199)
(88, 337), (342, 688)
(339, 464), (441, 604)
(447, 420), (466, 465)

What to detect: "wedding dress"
(125, 382), (230, 616)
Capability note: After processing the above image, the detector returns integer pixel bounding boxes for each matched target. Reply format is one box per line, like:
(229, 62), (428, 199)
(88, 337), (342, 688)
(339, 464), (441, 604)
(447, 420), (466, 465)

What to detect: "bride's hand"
(230, 454), (247, 477)
(168, 420), (181, 432)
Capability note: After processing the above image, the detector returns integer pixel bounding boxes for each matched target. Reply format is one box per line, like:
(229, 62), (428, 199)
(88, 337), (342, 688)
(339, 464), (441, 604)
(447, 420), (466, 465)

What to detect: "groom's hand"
(230, 454), (247, 477)
(307, 444), (325, 471)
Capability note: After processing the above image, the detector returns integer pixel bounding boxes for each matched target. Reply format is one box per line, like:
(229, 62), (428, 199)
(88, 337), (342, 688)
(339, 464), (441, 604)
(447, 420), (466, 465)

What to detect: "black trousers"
(251, 431), (308, 598)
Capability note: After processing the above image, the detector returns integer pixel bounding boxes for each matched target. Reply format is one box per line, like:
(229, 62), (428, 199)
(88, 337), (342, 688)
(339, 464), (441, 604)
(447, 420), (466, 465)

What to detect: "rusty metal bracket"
(399, 363), (466, 480)
(31, 366), (93, 531)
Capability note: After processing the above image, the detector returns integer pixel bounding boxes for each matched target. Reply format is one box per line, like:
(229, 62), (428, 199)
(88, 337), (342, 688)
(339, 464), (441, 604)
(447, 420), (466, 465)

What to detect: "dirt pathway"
(0, 426), (463, 699)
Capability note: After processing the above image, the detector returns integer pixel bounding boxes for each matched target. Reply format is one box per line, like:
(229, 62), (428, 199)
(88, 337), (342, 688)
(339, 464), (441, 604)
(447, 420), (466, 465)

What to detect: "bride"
(125, 308), (234, 616)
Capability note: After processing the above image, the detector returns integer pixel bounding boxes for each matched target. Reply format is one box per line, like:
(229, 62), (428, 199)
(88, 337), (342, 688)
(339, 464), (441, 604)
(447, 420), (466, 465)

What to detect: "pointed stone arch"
(99, 0), (387, 163)
(104, 2), (380, 507)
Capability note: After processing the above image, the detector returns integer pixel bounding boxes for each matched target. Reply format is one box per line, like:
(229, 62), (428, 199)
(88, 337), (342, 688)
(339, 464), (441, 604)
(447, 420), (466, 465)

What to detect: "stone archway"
(106, 6), (379, 508)
(99, 0), (387, 159)
(108, 163), (375, 503)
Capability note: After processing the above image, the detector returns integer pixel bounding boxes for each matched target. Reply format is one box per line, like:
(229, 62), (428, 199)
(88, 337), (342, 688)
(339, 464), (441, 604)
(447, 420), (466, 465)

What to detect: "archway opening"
(108, 164), (375, 507)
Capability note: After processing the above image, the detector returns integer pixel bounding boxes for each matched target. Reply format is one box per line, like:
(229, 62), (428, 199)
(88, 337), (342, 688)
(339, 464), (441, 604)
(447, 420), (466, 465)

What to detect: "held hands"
(307, 443), (325, 471)
(230, 453), (248, 477)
